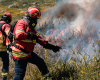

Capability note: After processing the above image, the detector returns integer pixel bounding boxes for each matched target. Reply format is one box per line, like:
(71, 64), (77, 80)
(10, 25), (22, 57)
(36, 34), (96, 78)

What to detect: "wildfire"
(37, 0), (100, 61)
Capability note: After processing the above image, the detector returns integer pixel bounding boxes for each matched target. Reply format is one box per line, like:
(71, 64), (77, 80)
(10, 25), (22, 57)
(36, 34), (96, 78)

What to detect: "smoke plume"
(36, 0), (100, 62)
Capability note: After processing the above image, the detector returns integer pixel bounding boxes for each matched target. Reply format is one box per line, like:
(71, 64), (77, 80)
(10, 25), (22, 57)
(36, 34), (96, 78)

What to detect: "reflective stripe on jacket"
(11, 50), (31, 60)
(1, 72), (8, 77)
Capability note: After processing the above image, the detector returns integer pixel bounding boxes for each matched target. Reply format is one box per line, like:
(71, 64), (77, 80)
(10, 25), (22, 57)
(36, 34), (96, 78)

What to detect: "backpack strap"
(13, 44), (28, 53)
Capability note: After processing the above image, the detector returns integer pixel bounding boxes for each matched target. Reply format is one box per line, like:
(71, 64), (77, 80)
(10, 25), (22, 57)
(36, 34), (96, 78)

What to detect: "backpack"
(8, 21), (17, 43)
(7, 21), (18, 52)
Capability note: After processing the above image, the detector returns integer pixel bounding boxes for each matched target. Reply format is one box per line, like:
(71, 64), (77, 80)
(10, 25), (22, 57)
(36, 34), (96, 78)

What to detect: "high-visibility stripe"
(0, 35), (4, 37)
(21, 39), (36, 43)
(1, 72), (8, 76)
(0, 45), (6, 48)
(32, 40), (36, 43)
(0, 34), (7, 51)
(11, 50), (31, 58)
(1, 36), (3, 43)
(0, 46), (7, 51)
(5, 30), (9, 34)
(29, 8), (39, 13)
(0, 35), (5, 44)
(36, 33), (39, 36)
(0, 49), (7, 51)
(15, 29), (25, 34)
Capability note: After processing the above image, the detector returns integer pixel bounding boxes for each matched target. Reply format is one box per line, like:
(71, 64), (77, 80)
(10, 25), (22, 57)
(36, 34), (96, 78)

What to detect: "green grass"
(0, 0), (57, 23)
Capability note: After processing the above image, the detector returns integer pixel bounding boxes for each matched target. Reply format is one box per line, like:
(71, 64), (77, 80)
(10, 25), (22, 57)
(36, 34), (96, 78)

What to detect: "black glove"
(27, 32), (38, 40)
(7, 44), (12, 52)
(44, 43), (62, 53)
(52, 45), (62, 53)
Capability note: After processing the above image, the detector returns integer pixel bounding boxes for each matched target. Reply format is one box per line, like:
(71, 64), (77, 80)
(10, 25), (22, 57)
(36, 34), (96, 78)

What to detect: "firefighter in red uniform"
(10, 6), (61, 80)
(0, 12), (12, 80)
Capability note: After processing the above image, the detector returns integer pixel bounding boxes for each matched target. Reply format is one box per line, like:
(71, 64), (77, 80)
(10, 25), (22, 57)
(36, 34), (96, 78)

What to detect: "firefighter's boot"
(1, 76), (7, 80)
(1, 72), (8, 80)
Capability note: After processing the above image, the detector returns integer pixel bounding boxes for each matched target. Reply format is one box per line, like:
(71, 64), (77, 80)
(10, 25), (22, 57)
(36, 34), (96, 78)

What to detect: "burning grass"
(0, 47), (99, 80)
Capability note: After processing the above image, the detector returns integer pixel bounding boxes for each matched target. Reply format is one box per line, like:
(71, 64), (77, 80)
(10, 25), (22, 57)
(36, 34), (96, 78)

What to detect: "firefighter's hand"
(43, 43), (62, 53)
(27, 32), (38, 40)
(7, 45), (12, 53)
(52, 46), (62, 53)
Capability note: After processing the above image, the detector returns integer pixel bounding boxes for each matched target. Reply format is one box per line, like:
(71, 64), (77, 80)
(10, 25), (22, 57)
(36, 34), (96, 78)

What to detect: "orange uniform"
(0, 21), (10, 52)
(11, 19), (47, 60)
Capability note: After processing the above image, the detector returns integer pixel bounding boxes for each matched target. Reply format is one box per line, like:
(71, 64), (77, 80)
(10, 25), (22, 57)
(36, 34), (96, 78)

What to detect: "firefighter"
(0, 12), (12, 80)
(10, 6), (61, 80)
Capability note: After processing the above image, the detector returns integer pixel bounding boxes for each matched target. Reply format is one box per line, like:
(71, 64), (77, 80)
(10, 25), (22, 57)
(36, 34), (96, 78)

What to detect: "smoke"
(92, 0), (100, 20)
(36, 0), (100, 62)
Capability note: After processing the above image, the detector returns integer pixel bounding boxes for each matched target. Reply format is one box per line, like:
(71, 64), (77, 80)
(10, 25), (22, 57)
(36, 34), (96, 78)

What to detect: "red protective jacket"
(0, 21), (10, 52)
(11, 19), (47, 60)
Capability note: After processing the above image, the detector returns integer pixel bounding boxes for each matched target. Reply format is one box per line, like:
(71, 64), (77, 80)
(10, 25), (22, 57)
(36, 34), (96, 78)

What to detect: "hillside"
(0, 0), (56, 23)
(0, 0), (100, 80)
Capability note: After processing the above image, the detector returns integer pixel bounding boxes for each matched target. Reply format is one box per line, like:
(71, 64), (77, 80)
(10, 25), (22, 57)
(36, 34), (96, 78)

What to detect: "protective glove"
(43, 42), (62, 53)
(27, 32), (38, 40)
(52, 46), (62, 53)
(7, 44), (12, 54)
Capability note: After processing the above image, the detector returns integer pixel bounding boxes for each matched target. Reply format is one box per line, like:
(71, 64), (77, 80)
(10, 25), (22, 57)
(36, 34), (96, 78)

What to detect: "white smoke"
(37, 0), (100, 62)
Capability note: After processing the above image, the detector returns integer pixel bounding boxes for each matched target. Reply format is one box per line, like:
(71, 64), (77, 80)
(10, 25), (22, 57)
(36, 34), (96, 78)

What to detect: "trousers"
(0, 52), (9, 80)
(13, 52), (49, 80)
(0, 52), (9, 72)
